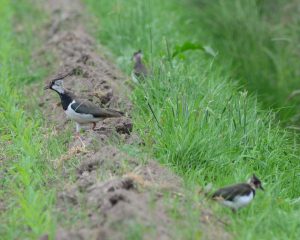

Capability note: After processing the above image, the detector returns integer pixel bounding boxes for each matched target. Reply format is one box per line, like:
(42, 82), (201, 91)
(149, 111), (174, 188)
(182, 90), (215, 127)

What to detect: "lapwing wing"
(212, 174), (264, 212)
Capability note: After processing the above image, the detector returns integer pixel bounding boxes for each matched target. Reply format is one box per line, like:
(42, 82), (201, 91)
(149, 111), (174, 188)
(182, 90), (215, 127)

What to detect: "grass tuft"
(0, 1), (67, 238)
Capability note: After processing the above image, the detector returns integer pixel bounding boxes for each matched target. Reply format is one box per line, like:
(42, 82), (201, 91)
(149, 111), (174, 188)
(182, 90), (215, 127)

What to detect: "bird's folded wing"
(212, 184), (252, 201)
(134, 63), (148, 78)
(71, 100), (123, 118)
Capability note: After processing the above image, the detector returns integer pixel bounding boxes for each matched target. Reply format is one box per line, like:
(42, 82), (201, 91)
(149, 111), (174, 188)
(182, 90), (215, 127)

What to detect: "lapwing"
(212, 174), (264, 212)
(45, 75), (124, 137)
(131, 50), (148, 83)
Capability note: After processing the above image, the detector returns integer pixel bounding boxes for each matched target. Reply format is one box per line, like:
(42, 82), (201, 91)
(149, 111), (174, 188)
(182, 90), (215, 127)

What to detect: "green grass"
(0, 1), (67, 239)
(1, 0), (300, 238)
(191, 0), (300, 124)
(84, 0), (300, 239)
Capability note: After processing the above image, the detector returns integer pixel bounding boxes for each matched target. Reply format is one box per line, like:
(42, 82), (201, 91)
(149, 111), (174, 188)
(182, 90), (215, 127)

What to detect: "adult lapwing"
(212, 174), (264, 212)
(131, 50), (148, 83)
(45, 75), (124, 136)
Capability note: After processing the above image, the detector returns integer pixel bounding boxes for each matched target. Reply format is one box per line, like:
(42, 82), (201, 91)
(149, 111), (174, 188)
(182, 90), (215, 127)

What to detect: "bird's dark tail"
(107, 109), (124, 117)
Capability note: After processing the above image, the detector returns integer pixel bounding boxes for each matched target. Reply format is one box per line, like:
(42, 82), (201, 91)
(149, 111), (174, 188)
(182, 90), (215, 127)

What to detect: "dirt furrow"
(34, 0), (229, 239)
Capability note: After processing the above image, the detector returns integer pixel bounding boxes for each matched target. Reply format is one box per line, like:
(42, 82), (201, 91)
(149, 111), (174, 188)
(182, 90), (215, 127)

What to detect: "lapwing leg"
(75, 123), (85, 148)
(92, 122), (96, 130)
(76, 122), (81, 133)
(75, 133), (85, 148)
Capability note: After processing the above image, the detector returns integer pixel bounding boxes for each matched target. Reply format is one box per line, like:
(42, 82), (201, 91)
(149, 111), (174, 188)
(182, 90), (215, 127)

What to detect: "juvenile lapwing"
(45, 75), (124, 136)
(212, 174), (264, 212)
(131, 50), (148, 83)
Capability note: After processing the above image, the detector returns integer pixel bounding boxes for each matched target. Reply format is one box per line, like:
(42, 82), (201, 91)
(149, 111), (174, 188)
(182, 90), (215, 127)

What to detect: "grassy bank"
(85, 0), (300, 239)
(0, 1), (66, 238)
(192, 0), (300, 124)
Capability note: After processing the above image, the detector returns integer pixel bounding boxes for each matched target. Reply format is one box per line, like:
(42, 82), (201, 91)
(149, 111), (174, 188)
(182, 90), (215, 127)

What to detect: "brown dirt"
(33, 0), (230, 239)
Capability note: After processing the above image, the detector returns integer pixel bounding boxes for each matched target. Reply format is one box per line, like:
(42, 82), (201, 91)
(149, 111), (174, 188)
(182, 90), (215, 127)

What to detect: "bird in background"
(131, 50), (148, 83)
(212, 174), (264, 213)
(45, 74), (123, 144)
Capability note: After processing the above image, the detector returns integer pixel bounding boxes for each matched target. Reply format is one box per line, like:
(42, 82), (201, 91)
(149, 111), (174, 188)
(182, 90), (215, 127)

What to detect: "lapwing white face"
(249, 174), (264, 191)
(50, 79), (65, 94)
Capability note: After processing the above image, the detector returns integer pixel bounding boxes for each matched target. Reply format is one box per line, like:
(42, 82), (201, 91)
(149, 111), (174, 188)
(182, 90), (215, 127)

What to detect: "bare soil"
(32, 0), (230, 239)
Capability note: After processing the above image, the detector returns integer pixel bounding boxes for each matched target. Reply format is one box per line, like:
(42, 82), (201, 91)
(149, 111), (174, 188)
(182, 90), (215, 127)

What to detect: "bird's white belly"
(131, 71), (139, 83)
(65, 104), (99, 124)
(222, 192), (254, 210)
